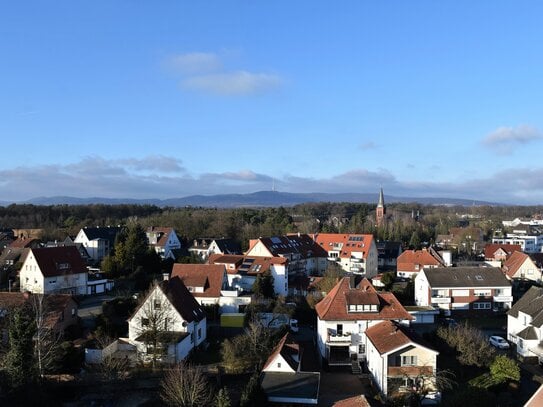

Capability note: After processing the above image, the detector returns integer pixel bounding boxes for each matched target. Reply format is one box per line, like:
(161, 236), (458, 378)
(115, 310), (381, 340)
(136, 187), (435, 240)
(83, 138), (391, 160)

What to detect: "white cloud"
(167, 52), (222, 74)
(182, 71), (282, 96)
(482, 125), (542, 153)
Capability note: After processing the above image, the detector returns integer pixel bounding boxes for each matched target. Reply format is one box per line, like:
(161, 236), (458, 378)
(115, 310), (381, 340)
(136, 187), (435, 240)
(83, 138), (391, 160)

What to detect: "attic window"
(58, 263), (70, 270)
(475, 275), (483, 281)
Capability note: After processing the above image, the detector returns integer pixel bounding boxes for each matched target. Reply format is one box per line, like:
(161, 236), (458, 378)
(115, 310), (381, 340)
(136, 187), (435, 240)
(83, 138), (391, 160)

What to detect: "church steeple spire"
(377, 187), (385, 208)
(376, 187), (386, 227)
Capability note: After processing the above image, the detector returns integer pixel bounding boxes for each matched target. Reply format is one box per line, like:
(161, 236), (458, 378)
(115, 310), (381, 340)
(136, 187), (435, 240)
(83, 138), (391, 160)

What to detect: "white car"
(489, 336), (510, 349)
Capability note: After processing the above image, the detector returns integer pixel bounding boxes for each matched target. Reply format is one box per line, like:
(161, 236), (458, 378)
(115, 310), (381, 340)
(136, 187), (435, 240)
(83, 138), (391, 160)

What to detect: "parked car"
(489, 335), (510, 349)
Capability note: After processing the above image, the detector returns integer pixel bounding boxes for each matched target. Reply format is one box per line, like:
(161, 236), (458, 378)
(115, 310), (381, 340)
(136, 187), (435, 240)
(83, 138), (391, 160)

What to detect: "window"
(473, 302), (491, 310)
(277, 362), (281, 368)
(141, 318), (149, 327)
(198, 328), (202, 339)
(154, 300), (161, 310)
(71, 308), (76, 317)
(401, 355), (417, 366)
(359, 344), (366, 354)
(337, 324), (343, 335)
(474, 289), (491, 297)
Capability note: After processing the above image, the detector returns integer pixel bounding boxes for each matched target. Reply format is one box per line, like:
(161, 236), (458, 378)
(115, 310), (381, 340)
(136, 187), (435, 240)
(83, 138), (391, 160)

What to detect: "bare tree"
(93, 334), (131, 381)
(135, 282), (176, 367)
(160, 362), (210, 407)
(396, 366), (456, 405)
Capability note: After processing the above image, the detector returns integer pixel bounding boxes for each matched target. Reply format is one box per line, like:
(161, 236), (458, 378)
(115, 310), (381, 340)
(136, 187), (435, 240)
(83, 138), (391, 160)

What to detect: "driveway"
(318, 371), (375, 406)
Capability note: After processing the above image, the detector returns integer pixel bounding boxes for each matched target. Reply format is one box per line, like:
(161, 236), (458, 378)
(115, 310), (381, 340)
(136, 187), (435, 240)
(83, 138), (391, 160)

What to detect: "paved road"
(77, 294), (115, 318)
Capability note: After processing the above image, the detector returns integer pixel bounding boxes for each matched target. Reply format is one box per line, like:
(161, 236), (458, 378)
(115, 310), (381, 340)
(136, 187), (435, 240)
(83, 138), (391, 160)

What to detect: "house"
(74, 226), (122, 263)
(313, 233), (378, 278)
(19, 246), (88, 295)
(8, 237), (40, 250)
(246, 234), (328, 282)
(484, 243), (522, 262)
(0, 292), (78, 336)
(171, 263), (250, 313)
(260, 333), (321, 405)
(146, 227), (182, 260)
(127, 276), (206, 363)
(415, 267), (513, 314)
(507, 286), (543, 363)
(492, 225), (543, 253)
(503, 251), (542, 283)
(524, 384), (543, 407)
(315, 276), (412, 368)
(209, 253), (288, 296)
(207, 238), (242, 257)
(332, 395), (371, 407)
(45, 236), (91, 264)
(396, 249), (442, 279)
(376, 241), (402, 272)
(365, 320), (439, 402)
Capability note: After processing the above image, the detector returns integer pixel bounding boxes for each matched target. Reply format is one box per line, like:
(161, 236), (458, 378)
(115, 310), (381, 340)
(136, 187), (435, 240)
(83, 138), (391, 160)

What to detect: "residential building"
(74, 226), (122, 263)
(188, 238), (213, 260)
(146, 227), (182, 260)
(171, 263), (250, 313)
(315, 277), (412, 367)
(260, 333), (321, 405)
(246, 234), (328, 280)
(208, 254), (288, 296)
(19, 246), (88, 295)
(8, 237), (40, 250)
(507, 286), (543, 362)
(127, 276), (206, 363)
(414, 267), (513, 314)
(365, 320), (439, 401)
(484, 243), (522, 262)
(396, 248), (442, 279)
(503, 251), (542, 283)
(313, 233), (378, 278)
(435, 227), (484, 252)
(492, 225), (543, 253)
(376, 241), (402, 272)
(207, 238), (242, 257)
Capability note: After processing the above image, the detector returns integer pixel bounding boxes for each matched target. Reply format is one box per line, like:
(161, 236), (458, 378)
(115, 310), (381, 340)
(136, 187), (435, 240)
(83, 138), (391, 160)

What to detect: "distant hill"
(5, 191), (499, 207)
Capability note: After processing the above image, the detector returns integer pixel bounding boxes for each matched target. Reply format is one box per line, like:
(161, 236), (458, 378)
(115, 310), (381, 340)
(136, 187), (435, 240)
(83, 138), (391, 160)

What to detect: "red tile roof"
(315, 278), (412, 321)
(208, 254), (287, 275)
(397, 249), (441, 273)
(314, 233), (374, 260)
(365, 320), (437, 355)
(333, 395), (370, 407)
(9, 237), (39, 249)
(171, 264), (226, 298)
(503, 251), (533, 279)
(29, 246), (87, 277)
(484, 243), (522, 260)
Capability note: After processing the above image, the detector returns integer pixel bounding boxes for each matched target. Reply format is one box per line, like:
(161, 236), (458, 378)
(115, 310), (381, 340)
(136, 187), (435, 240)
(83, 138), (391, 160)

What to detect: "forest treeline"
(1, 202), (542, 250)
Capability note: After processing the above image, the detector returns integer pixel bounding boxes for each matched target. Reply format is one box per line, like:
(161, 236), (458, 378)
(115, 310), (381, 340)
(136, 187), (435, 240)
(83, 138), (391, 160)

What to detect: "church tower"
(376, 187), (386, 227)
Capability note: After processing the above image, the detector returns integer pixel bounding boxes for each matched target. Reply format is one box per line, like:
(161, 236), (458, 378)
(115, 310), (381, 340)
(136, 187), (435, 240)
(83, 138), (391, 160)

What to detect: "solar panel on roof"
(270, 237), (282, 244)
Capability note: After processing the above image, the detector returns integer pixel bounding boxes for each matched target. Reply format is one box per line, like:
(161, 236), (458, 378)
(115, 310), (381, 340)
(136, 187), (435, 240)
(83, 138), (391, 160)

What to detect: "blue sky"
(1, 1), (543, 204)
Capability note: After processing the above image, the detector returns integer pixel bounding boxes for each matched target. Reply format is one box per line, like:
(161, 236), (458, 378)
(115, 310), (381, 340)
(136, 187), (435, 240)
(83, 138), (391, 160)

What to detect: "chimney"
(162, 273), (170, 281)
(349, 275), (356, 289)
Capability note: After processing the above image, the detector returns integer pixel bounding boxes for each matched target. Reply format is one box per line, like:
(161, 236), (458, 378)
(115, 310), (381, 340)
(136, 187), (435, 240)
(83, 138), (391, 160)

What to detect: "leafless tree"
(93, 334), (131, 381)
(160, 361), (210, 407)
(396, 366), (456, 405)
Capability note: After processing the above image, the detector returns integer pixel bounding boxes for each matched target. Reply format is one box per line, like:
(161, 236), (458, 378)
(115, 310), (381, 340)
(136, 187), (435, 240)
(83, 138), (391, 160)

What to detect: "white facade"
(507, 312), (541, 358)
(19, 252), (87, 295)
(492, 234), (543, 253)
(74, 230), (109, 263)
(146, 228), (181, 259)
(128, 285), (206, 363)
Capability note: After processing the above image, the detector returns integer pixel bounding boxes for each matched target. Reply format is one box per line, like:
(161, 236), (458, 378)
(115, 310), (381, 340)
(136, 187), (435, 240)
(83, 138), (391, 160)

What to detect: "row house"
(170, 263), (250, 313)
(313, 233), (378, 278)
(507, 286), (543, 363)
(74, 226), (121, 263)
(246, 234), (328, 281)
(127, 276), (206, 363)
(396, 248), (442, 279)
(146, 227), (182, 260)
(20, 246), (88, 295)
(414, 267), (512, 314)
(208, 254), (288, 297)
(503, 251), (542, 284)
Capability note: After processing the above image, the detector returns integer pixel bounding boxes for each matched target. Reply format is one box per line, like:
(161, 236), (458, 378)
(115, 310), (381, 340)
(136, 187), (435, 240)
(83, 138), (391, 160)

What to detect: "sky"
(1, 1), (543, 204)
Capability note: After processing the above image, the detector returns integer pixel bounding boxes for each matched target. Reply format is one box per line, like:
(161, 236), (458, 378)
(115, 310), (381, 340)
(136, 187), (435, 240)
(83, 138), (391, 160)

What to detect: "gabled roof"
(332, 395), (370, 407)
(249, 234), (328, 259)
(9, 237), (39, 249)
(146, 227), (177, 247)
(79, 226), (121, 243)
(171, 264), (226, 298)
(315, 277), (412, 321)
(517, 326), (539, 340)
(508, 286), (543, 327)
(422, 267), (510, 288)
(503, 251), (536, 279)
(365, 320), (438, 355)
(209, 254), (288, 275)
(28, 246), (87, 277)
(529, 253), (543, 268)
(263, 333), (300, 372)
(212, 238), (242, 255)
(397, 249), (441, 273)
(313, 233), (374, 260)
(484, 243), (522, 260)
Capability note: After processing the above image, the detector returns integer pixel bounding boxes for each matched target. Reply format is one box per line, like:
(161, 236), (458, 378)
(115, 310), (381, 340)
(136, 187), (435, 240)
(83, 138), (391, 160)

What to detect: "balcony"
(327, 330), (352, 344)
(351, 258), (364, 264)
(388, 366), (434, 377)
(327, 256), (340, 262)
(493, 295), (513, 303)
(430, 297), (451, 304)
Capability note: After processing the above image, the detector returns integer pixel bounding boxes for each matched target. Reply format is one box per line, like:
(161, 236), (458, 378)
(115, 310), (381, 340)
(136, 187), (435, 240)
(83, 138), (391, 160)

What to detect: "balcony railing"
(327, 331), (352, 344)
(388, 366), (434, 377)
(493, 295), (513, 303)
(430, 297), (451, 304)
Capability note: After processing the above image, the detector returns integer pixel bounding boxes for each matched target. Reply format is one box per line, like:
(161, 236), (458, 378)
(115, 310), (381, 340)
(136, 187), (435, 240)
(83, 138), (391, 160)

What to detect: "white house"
(502, 251), (542, 283)
(19, 246), (88, 295)
(315, 276), (412, 368)
(313, 233), (379, 278)
(415, 267), (513, 315)
(127, 276), (206, 363)
(146, 227), (182, 260)
(74, 226), (121, 263)
(396, 249), (442, 279)
(365, 320), (439, 402)
(208, 254), (289, 297)
(507, 286), (543, 362)
(492, 225), (543, 253)
(260, 333), (321, 405)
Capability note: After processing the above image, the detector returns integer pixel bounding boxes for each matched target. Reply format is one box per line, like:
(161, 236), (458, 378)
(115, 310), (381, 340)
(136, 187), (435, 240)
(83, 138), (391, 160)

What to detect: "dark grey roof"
(517, 326), (539, 340)
(260, 372), (320, 402)
(213, 238), (242, 255)
(81, 226), (122, 244)
(529, 253), (543, 268)
(423, 267), (510, 288)
(507, 286), (543, 327)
